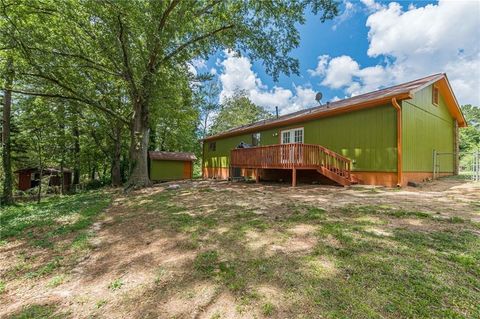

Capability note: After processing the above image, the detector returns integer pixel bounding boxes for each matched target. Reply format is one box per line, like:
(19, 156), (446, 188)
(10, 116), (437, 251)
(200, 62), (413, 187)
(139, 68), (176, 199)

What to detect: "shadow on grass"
(1, 191), (112, 282)
(83, 188), (480, 318)
(3, 185), (480, 318)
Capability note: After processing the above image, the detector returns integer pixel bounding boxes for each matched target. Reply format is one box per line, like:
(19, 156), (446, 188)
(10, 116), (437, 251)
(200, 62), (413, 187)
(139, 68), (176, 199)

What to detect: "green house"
(149, 151), (196, 181)
(202, 73), (467, 187)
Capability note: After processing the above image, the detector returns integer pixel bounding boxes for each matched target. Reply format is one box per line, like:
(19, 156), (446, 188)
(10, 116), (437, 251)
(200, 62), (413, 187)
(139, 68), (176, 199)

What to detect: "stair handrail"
(231, 143), (351, 179)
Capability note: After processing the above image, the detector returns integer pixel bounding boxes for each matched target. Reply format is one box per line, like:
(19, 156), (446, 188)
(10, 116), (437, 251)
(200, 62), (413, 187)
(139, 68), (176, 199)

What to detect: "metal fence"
(459, 151), (480, 182)
(432, 150), (480, 181)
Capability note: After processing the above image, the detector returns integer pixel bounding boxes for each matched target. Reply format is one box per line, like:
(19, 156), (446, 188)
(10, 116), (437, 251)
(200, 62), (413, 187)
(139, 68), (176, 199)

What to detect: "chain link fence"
(459, 150), (480, 181)
(432, 150), (480, 182)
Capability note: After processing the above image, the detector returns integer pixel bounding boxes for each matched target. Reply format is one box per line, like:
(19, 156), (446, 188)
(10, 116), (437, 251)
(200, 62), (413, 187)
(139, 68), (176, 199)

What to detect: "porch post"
(255, 168), (260, 183)
(292, 167), (297, 187)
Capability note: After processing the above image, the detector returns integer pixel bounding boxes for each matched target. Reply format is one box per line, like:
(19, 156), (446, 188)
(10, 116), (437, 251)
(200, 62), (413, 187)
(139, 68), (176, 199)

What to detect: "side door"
(280, 128), (304, 164)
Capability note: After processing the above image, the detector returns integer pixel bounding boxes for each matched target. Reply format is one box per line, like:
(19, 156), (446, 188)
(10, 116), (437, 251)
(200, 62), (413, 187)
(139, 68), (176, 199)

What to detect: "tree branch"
(145, 0), (181, 73)
(158, 0), (180, 34)
(194, 0), (222, 16)
(7, 87), (129, 125)
(90, 130), (111, 158)
(158, 24), (234, 67)
(117, 15), (138, 98)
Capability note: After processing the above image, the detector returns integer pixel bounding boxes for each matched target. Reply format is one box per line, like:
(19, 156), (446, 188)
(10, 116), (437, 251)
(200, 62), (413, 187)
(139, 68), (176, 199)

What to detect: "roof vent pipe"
(275, 106), (279, 118)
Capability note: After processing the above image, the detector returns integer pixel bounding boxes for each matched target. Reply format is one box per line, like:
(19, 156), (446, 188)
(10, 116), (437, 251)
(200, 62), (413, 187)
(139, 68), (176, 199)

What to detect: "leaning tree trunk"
(1, 56), (14, 205)
(126, 101), (151, 188)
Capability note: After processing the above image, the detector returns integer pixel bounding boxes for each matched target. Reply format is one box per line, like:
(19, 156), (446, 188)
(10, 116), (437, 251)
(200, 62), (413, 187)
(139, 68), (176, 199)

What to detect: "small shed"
(149, 151), (196, 181)
(15, 167), (73, 191)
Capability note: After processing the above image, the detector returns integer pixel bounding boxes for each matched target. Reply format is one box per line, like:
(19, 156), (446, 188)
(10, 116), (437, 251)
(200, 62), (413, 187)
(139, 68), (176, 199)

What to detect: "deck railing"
(230, 143), (351, 179)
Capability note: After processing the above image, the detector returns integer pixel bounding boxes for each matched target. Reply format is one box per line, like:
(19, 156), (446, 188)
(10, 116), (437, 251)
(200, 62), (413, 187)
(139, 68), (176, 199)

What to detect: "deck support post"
(255, 169), (260, 183)
(292, 168), (297, 187)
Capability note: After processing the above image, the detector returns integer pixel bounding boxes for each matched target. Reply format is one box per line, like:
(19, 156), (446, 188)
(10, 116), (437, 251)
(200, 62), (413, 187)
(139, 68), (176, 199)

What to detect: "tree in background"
(1, 56), (14, 204)
(16, 97), (59, 203)
(209, 91), (272, 136)
(1, 0), (338, 189)
(149, 65), (199, 155)
(198, 81), (221, 139)
(460, 104), (480, 154)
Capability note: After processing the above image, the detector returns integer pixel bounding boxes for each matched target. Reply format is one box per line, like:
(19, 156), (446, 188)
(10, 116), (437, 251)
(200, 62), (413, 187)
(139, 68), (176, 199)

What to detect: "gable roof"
(149, 151), (196, 161)
(204, 73), (466, 141)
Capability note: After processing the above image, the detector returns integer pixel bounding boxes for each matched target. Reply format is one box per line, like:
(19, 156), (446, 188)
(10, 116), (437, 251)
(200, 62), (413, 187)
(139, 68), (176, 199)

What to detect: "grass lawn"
(0, 180), (479, 318)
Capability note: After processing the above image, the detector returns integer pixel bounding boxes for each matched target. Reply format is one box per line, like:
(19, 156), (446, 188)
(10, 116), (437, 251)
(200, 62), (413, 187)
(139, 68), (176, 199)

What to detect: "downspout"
(391, 97), (403, 186)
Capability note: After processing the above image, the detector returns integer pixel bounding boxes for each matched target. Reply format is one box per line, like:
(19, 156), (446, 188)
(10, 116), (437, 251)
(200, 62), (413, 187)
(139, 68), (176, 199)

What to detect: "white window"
(281, 128), (304, 144)
(252, 133), (261, 146)
(282, 131), (290, 144)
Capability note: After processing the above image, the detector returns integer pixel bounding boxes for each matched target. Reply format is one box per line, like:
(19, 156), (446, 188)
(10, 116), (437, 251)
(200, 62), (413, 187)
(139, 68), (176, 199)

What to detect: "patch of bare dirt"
(1, 177), (479, 318)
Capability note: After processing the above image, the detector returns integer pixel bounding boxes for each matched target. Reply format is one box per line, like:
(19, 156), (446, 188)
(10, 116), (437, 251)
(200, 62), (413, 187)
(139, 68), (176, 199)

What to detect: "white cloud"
(219, 51), (317, 114)
(308, 55), (330, 77)
(313, 0), (480, 105)
(360, 0), (384, 12)
(288, 86), (318, 113)
(332, 1), (356, 30)
(309, 55), (395, 96)
(320, 55), (359, 89)
(330, 96), (341, 102)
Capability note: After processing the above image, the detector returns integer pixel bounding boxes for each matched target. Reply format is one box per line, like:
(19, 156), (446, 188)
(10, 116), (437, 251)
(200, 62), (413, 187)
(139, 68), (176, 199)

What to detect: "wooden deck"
(230, 143), (353, 186)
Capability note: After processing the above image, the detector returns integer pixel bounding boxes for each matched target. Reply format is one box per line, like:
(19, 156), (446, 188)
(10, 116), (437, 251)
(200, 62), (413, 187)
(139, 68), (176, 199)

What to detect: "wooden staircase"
(317, 166), (351, 186)
(230, 143), (354, 186)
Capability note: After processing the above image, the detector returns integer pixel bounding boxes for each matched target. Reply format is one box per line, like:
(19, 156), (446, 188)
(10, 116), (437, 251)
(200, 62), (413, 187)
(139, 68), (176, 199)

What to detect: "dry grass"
(1, 178), (479, 318)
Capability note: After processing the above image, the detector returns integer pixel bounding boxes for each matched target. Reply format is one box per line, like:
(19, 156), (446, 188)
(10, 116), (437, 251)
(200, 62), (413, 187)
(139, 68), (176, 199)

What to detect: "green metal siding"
(150, 160), (185, 180)
(203, 133), (253, 168)
(204, 104), (397, 172)
(402, 85), (455, 172)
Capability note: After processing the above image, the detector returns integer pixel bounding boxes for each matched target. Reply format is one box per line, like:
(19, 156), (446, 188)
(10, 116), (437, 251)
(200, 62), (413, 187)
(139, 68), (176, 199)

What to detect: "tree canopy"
(460, 104), (480, 154)
(209, 91), (272, 135)
(0, 0), (340, 202)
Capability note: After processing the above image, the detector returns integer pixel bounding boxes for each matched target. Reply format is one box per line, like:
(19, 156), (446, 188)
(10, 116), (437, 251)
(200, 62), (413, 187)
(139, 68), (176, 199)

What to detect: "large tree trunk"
(126, 101), (151, 188)
(111, 122), (122, 187)
(2, 56), (14, 205)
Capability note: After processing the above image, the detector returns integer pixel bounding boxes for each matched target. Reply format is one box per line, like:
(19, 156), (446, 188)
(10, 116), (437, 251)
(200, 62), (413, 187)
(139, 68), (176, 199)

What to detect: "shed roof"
(149, 151), (197, 161)
(204, 73), (466, 141)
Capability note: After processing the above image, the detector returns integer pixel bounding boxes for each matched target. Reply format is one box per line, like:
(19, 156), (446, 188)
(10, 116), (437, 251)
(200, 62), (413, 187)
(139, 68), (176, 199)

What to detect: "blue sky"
(193, 0), (479, 115)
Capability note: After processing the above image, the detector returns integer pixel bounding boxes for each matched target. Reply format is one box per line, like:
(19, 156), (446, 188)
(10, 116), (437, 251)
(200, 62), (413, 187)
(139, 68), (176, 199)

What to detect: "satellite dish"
(315, 92), (323, 104)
